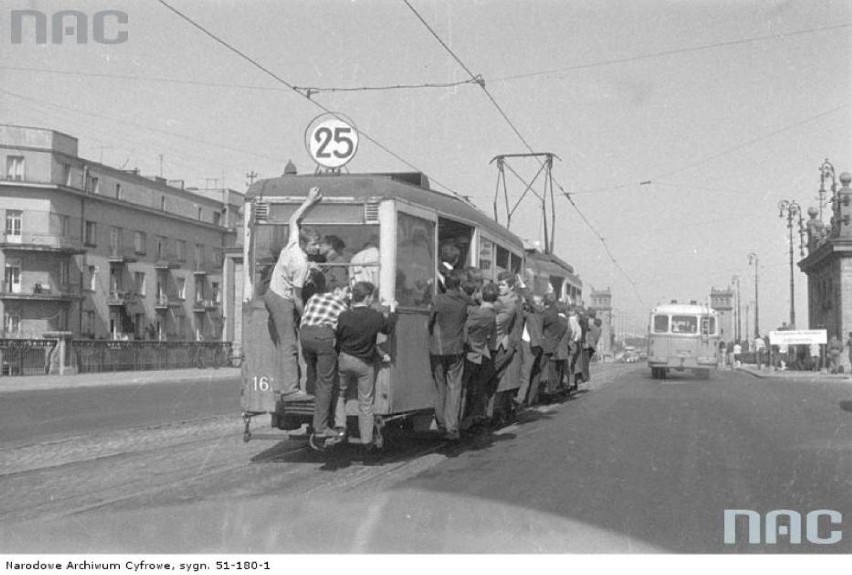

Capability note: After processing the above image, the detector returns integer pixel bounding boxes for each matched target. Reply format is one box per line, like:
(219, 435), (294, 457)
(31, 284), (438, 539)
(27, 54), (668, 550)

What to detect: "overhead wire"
(402, 0), (647, 307)
(155, 0), (471, 203)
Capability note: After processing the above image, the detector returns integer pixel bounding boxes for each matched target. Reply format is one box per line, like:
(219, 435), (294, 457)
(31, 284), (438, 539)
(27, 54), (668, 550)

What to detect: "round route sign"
(304, 113), (359, 169)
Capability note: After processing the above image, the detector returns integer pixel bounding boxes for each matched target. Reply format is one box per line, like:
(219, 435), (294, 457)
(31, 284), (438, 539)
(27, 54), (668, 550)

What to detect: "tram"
(524, 249), (582, 303)
(646, 301), (720, 379)
(239, 171), (531, 445)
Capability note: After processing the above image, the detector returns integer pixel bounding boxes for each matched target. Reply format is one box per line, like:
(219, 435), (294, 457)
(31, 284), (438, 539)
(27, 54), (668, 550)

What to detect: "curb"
(0, 368), (240, 394)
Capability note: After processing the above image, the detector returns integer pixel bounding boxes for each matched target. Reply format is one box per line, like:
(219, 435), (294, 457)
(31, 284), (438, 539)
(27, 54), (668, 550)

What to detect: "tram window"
(396, 212), (435, 308)
(479, 239), (494, 276)
(495, 245), (509, 275)
(438, 218), (474, 268)
(252, 223), (379, 297)
(653, 315), (669, 333)
(510, 253), (522, 274)
(671, 315), (698, 334)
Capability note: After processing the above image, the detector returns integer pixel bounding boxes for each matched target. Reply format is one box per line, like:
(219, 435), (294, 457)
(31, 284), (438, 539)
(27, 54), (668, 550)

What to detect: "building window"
(176, 240), (186, 261)
(57, 309), (68, 331)
(6, 156), (24, 181)
(213, 211), (221, 226)
(5, 210), (23, 241)
(63, 164), (72, 186)
(212, 281), (220, 303)
(195, 277), (204, 303)
(157, 236), (168, 259)
(110, 226), (122, 255)
(59, 261), (69, 287)
(195, 243), (204, 266)
(161, 196), (166, 211)
(5, 312), (21, 336)
(4, 260), (22, 294)
(60, 215), (70, 237)
(212, 248), (223, 267)
(115, 183), (122, 200)
(87, 265), (98, 291)
(84, 221), (97, 246)
(197, 207), (203, 221)
(83, 310), (96, 338)
(134, 231), (147, 255)
(135, 272), (146, 296)
(85, 173), (99, 194)
(110, 267), (123, 295)
(177, 277), (186, 300)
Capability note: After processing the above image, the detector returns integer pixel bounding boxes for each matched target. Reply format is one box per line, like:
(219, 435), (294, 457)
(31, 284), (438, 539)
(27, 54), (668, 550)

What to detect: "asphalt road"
(0, 376), (239, 448)
(2, 364), (850, 553)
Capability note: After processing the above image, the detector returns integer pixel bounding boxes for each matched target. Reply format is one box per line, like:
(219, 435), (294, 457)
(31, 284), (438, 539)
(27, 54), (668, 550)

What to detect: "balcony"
(107, 290), (133, 306)
(154, 294), (182, 310)
(192, 259), (222, 275)
(193, 298), (219, 312)
(108, 246), (139, 263)
(154, 253), (181, 270)
(0, 231), (85, 254)
(0, 280), (81, 301)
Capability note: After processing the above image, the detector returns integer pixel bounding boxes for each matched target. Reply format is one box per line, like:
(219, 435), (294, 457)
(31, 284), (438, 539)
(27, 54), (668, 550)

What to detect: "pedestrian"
(515, 292), (544, 407)
(334, 281), (397, 453)
(572, 308), (590, 384)
(733, 341), (742, 368)
(350, 236), (380, 288)
(846, 332), (852, 372)
(828, 335), (843, 374)
(809, 341), (821, 372)
(753, 336), (766, 370)
(567, 306), (583, 384)
(726, 340), (735, 369)
(540, 294), (567, 395)
(265, 186), (322, 400)
(428, 269), (470, 440)
(461, 281), (498, 430)
(318, 234), (349, 292)
(490, 272), (522, 424)
(583, 310), (602, 383)
(437, 242), (461, 293)
(301, 285), (350, 449)
(718, 340), (727, 369)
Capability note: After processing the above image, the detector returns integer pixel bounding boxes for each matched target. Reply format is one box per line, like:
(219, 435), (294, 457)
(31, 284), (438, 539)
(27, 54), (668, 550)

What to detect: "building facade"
(799, 171), (852, 363)
(710, 287), (735, 343)
(0, 124), (243, 342)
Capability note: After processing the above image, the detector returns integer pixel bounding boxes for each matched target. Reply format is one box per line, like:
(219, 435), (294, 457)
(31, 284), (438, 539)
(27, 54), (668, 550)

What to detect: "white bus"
(647, 302), (719, 379)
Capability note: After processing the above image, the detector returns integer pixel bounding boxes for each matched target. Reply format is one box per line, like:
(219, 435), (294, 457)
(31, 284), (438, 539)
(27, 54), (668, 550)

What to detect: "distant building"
(0, 124), (243, 343)
(588, 287), (614, 358)
(710, 287), (734, 342)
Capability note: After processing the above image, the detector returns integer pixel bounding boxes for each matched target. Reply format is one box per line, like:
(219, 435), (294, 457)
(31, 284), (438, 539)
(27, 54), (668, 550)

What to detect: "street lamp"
(747, 252), (759, 338)
(731, 274), (741, 341)
(818, 159), (837, 221)
(778, 199), (806, 328)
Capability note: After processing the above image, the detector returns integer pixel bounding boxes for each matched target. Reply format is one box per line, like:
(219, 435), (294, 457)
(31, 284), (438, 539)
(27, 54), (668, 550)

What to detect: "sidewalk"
(0, 367), (240, 394)
(736, 364), (851, 382)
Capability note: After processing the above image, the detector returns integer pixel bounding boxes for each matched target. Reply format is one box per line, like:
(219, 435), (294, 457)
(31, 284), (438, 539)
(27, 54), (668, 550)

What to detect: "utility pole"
(748, 252), (759, 338)
(246, 170), (258, 188)
(731, 275), (741, 341)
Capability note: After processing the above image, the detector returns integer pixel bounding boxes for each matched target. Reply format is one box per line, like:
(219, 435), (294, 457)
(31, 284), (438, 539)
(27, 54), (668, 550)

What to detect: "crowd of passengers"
(264, 188), (602, 453)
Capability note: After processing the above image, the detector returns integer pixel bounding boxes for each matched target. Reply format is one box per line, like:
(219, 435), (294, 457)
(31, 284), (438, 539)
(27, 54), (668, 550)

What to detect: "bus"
(239, 171), (532, 445)
(647, 302), (719, 379)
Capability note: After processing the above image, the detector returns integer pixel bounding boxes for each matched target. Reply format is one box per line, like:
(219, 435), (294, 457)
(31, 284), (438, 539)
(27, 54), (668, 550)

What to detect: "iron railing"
(0, 339), (233, 376)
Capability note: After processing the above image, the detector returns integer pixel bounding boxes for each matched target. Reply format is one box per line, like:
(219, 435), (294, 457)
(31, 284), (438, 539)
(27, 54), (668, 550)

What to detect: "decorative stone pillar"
(43, 331), (77, 375)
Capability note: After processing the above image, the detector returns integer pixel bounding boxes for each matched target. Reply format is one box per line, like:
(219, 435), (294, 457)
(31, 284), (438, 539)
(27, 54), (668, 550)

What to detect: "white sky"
(2, 0), (850, 336)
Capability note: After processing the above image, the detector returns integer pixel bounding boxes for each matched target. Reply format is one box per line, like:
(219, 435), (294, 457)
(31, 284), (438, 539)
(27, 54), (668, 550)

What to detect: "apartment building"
(0, 124), (244, 342)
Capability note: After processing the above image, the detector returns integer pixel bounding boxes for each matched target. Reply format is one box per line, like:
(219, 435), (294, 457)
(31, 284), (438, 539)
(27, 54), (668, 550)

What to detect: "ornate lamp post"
(778, 200), (806, 328)
(747, 252), (759, 338)
(818, 159), (837, 221)
(731, 274), (741, 341)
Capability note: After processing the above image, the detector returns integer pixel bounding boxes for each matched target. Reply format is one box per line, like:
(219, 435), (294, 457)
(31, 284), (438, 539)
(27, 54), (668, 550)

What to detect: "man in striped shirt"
(300, 285), (350, 448)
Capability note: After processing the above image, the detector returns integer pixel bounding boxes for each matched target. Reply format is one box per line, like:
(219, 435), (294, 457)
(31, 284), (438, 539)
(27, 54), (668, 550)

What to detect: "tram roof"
(651, 303), (717, 315)
(246, 172), (524, 246)
(525, 250), (582, 287)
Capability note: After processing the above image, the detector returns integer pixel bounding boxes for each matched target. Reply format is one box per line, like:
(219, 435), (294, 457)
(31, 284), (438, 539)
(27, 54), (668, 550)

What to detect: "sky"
(2, 0), (850, 337)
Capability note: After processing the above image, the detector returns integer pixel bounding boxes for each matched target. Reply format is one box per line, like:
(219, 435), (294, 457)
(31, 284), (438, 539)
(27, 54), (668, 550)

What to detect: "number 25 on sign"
(305, 113), (359, 169)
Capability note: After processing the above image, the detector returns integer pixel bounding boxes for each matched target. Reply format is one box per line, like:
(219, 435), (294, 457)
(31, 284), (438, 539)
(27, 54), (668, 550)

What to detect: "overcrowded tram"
(239, 171), (538, 445)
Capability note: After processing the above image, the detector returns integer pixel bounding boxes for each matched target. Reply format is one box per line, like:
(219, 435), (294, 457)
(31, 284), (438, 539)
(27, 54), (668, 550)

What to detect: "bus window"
(653, 314), (669, 333)
(396, 211), (435, 308)
(671, 315), (698, 334)
(701, 316), (716, 335)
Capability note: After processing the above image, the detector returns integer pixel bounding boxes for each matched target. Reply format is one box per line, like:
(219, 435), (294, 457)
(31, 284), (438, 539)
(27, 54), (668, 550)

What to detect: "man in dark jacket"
(429, 269), (471, 440)
(540, 293), (567, 394)
(516, 292), (544, 407)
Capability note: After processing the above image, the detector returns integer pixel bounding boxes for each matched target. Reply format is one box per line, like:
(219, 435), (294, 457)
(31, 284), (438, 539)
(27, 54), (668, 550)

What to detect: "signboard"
(304, 113), (359, 169)
(768, 329), (827, 346)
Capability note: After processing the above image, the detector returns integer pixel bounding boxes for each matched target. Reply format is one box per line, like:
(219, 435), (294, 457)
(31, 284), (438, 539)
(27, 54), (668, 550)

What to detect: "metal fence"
(0, 339), (234, 376)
